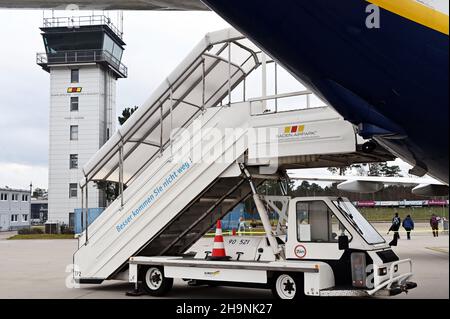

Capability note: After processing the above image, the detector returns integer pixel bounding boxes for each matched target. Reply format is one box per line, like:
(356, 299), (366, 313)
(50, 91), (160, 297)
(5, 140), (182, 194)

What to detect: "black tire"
(271, 273), (304, 300)
(141, 266), (173, 296)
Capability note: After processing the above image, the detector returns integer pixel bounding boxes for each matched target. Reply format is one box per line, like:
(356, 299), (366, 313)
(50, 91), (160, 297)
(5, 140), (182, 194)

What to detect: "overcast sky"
(0, 9), (413, 190)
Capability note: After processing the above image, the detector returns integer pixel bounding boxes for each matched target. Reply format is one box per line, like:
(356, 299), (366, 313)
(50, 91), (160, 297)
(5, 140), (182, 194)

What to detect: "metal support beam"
(263, 195), (290, 236)
(240, 164), (283, 259)
(248, 90), (313, 102)
(119, 144), (124, 208)
(261, 52), (267, 111)
(127, 139), (160, 148)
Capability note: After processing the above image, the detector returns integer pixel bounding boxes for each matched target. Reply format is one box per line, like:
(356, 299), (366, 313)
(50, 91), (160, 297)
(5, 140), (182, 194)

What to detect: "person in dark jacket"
(430, 214), (439, 237)
(387, 213), (401, 246)
(402, 215), (414, 240)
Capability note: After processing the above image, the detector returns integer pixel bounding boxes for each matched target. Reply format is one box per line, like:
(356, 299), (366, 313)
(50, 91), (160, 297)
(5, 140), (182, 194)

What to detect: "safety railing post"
(202, 58), (206, 112)
(119, 144), (124, 208)
(243, 78), (246, 102)
(228, 42), (231, 106)
(169, 88), (174, 156)
(160, 102), (164, 155)
(80, 185), (84, 234)
(85, 183), (89, 244)
(274, 62), (278, 113)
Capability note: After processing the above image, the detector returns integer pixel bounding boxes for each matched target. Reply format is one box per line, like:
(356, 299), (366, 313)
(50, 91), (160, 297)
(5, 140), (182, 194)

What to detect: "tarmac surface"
(0, 228), (448, 299)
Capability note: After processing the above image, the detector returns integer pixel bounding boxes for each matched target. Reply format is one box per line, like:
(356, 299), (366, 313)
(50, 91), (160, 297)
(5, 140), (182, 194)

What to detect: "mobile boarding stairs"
(73, 29), (393, 284)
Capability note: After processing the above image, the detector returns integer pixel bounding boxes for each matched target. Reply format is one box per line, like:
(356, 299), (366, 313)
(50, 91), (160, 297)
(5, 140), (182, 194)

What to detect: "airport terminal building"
(0, 187), (31, 231)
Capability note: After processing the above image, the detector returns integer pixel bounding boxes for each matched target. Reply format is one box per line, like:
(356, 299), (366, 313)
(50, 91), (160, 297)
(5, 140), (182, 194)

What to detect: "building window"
(0, 193), (7, 201)
(69, 212), (75, 229)
(69, 183), (78, 198)
(70, 125), (78, 141)
(22, 194), (29, 201)
(71, 69), (79, 83)
(70, 97), (79, 111)
(12, 194), (18, 201)
(22, 214), (28, 222)
(11, 214), (18, 222)
(70, 154), (78, 169)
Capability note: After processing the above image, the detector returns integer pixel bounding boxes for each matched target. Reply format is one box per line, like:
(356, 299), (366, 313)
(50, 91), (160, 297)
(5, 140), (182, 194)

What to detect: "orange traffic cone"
(232, 228), (237, 236)
(208, 220), (231, 261)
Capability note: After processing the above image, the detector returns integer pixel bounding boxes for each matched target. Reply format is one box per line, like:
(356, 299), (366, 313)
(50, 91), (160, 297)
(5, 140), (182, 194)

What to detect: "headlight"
(378, 267), (388, 276)
(351, 252), (367, 288)
(394, 265), (399, 272)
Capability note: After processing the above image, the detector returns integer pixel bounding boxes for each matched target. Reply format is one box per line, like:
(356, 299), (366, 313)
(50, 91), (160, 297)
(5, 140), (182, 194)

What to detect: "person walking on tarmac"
(238, 216), (246, 236)
(387, 213), (401, 246)
(402, 215), (414, 240)
(430, 213), (440, 237)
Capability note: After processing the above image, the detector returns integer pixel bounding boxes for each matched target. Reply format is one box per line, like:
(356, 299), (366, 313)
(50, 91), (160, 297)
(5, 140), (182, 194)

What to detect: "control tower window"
(69, 183), (78, 198)
(70, 125), (79, 141)
(70, 154), (78, 169)
(70, 97), (79, 112)
(71, 69), (79, 83)
(103, 34), (123, 62)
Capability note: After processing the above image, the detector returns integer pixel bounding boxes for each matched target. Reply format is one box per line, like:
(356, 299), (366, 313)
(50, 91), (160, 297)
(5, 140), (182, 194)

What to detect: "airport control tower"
(37, 15), (127, 227)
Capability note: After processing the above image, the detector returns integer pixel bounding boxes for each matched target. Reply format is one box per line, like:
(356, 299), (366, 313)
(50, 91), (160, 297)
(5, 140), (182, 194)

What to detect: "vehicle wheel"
(271, 273), (302, 300)
(142, 266), (173, 296)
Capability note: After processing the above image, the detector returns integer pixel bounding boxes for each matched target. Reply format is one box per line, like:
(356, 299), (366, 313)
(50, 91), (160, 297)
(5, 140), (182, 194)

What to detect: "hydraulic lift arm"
(240, 164), (284, 260)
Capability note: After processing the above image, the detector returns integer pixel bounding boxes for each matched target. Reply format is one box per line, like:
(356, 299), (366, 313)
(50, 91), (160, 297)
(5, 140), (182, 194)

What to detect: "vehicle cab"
(285, 196), (417, 296)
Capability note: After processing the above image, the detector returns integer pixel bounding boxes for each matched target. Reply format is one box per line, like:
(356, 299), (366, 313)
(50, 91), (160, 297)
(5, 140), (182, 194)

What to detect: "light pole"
(29, 182), (32, 229)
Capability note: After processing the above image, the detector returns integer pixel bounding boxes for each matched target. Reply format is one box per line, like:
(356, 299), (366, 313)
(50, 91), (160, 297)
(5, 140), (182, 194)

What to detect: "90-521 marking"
(228, 239), (251, 245)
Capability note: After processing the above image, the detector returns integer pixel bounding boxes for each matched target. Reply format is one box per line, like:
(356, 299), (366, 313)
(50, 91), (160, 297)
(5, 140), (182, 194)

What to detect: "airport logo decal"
(284, 125), (305, 134)
(67, 87), (82, 93)
(294, 245), (307, 259)
(204, 270), (220, 277)
(278, 124), (318, 139)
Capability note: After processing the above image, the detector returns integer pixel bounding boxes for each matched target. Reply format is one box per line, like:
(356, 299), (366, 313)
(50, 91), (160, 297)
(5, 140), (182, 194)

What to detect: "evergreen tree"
(368, 162), (383, 176)
(118, 106), (138, 125)
(380, 162), (402, 177)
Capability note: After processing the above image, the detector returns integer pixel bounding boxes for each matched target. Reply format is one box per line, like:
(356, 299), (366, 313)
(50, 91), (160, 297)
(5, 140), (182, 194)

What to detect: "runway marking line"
(425, 247), (449, 254)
